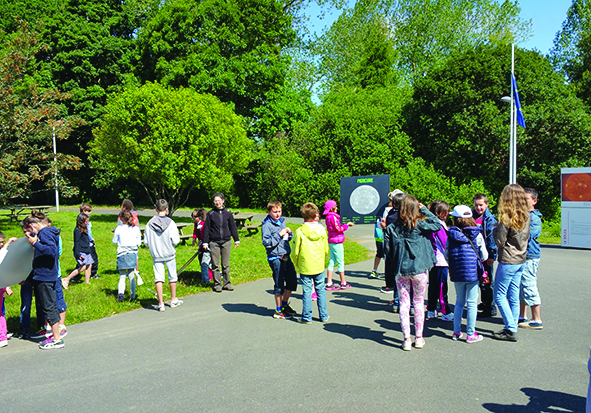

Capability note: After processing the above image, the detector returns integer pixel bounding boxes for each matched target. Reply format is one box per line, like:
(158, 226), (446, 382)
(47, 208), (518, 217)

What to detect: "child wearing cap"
(445, 205), (488, 343)
(323, 200), (354, 290)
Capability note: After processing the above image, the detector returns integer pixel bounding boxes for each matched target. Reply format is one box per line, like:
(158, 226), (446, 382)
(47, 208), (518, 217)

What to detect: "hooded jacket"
(383, 206), (440, 277)
(472, 207), (498, 261)
(293, 222), (328, 275)
(493, 216), (531, 265)
(527, 210), (542, 259)
(32, 226), (60, 282)
(262, 216), (292, 258)
(325, 211), (349, 244)
(446, 226), (488, 283)
(144, 215), (180, 262)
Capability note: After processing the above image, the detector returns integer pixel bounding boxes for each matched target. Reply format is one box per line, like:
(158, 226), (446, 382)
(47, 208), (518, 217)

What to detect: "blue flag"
(512, 73), (526, 128)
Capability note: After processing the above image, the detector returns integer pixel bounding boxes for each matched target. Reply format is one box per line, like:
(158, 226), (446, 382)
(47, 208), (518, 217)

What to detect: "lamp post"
(52, 120), (62, 212)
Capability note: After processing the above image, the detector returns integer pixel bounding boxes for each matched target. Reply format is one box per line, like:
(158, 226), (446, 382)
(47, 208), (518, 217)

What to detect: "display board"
(0, 238), (33, 288)
(339, 175), (390, 224)
(561, 167), (591, 249)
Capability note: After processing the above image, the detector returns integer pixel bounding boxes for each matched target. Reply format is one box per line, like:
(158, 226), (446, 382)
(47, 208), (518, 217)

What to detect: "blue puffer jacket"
(447, 226), (481, 283)
(527, 210), (542, 259)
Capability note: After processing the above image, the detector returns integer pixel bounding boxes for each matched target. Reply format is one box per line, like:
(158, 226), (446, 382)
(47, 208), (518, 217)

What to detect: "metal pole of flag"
(511, 44), (517, 184)
(52, 121), (60, 212)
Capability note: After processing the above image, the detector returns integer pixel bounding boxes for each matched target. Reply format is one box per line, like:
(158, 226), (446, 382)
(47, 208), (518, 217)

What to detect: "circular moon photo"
(349, 185), (380, 215)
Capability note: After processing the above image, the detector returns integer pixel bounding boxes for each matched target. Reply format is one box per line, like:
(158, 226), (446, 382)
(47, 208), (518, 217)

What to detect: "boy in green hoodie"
(293, 203), (329, 324)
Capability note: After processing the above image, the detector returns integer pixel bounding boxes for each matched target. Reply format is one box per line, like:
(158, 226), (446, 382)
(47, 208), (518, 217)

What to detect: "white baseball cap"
(450, 205), (472, 218)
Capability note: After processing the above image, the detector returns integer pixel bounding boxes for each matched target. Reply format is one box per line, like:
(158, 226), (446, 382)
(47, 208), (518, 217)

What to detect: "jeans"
(494, 262), (525, 332)
(480, 261), (495, 311)
(200, 250), (211, 284)
(20, 275), (43, 334)
(300, 273), (328, 322)
(118, 269), (136, 298)
(427, 266), (450, 314)
(453, 281), (479, 336)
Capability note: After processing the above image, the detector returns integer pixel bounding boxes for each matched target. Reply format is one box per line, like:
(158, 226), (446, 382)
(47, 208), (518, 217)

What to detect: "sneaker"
(380, 286), (394, 294)
(410, 306), (415, 316)
(311, 291), (318, 301)
(91, 274), (101, 279)
(466, 333), (484, 344)
(392, 304), (399, 313)
(59, 327), (68, 338)
(426, 311), (437, 320)
(273, 311), (291, 319)
(157, 304), (165, 312)
(170, 299), (184, 308)
(0, 340), (7, 348)
(414, 337), (425, 349)
(441, 313), (454, 322)
(117, 293), (124, 302)
(14, 332), (30, 339)
(524, 320), (543, 329)
(339, 283), (351, 290)
(7, 332), (13, 340)
(518, 317), (528, 324)
(297, 318), (312, 324)
(282, 303), (297, 316)
(493, 328), (517, 342)
(452, 332), (464, 341)
(214, 286), (222, 293)
(518, 318), (530, 328)
(321, 316), (330, 322)
(38, 337), (65, 350)
(369, 270), (379, 279)
(31, 328), (51, 339)
(326, 283), (341, 291)
(401, 339), (412, 351)
(222, 285), (234, 291)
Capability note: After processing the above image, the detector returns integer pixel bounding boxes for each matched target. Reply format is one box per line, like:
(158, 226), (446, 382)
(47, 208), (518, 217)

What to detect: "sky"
(306, 0), (574, 56)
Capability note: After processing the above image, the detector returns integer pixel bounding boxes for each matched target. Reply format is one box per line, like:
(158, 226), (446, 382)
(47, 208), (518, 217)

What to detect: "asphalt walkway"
(1, 214), (590, 412)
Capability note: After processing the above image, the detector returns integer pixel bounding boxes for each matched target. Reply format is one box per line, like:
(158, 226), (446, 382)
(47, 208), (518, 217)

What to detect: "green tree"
(134, 0), (296, 120)
(90, 82), (251, 215)
(0, 23), (81, 203)
(407, 44), (591, 217)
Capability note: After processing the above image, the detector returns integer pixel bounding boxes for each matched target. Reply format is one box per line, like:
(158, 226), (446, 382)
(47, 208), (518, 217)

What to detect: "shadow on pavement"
(482, 387), (586, 412)
(323, 321), (401, 348)
(222, 302), (272, 317)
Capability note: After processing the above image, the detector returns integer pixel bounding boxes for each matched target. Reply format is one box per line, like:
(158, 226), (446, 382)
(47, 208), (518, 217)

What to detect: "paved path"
(2, 214), (590, 412)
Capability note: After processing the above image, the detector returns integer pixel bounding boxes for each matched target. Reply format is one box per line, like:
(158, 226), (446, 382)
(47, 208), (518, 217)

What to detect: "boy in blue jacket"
(22, 213), (64, 349)
(262, 201), (297, 319)
(518, 188), (543, 329)
(472, 193), (498, 318)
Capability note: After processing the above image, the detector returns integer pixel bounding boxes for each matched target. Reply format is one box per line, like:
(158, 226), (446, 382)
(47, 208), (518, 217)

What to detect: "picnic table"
(139, 222), (194, 245)
(0, 205), (52, 221)
(233, 214), (254, 229)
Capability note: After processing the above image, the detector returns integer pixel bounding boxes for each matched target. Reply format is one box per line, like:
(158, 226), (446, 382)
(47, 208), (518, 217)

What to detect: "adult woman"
(202, 193), (240, 292)
(383, 195), (440, 351)
(492, 184), (530, 342)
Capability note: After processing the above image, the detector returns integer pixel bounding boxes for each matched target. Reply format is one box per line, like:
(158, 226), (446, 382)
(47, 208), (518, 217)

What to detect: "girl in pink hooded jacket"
(324, 200), (355, 290)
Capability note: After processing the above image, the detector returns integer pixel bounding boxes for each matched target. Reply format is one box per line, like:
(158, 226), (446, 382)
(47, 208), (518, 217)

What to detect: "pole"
(509, 44), (516, 185)
(52, 123), (59, 212)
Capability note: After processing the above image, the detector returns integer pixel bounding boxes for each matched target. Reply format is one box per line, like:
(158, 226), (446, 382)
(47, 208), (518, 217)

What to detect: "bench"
(244, 222), (262, 236)
(179, 234), (193, 245)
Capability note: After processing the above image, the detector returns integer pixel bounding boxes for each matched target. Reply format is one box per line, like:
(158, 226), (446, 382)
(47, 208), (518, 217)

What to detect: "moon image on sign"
(350, 185), (380, 215)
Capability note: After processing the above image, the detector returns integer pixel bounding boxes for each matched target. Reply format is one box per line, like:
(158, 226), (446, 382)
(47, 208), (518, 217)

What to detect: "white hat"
(450, 205), (472, 218)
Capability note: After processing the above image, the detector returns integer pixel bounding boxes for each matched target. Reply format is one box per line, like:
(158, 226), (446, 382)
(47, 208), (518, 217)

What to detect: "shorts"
(375, 241), (384, 259)
(268, 256), (297, 296)
(153, 258), (178, 283)
(76, 252), (94, 266)
(519, 258), (541, 306)
(54, 277), (67, 313)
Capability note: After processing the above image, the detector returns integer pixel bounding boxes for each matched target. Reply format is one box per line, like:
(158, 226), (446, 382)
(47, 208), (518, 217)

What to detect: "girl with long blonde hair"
(492, 184), (531, 342)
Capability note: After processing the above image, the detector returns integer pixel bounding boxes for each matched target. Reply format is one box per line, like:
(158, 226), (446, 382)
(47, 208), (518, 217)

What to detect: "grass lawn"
(1, 211), (373, 332)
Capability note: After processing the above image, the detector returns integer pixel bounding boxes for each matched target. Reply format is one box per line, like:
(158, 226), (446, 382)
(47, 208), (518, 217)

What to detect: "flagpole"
(509, 44), (515, 184)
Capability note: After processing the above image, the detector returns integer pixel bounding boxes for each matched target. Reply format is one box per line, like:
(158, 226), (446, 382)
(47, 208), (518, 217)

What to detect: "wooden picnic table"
(233, 214), (254, 229)
(0, 205), (52, 221)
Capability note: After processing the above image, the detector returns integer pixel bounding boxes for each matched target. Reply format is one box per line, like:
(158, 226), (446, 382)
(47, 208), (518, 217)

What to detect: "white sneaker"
(158, 304), (165, 312)
(0, 340), (7, 348)
(170, 299), (184, 308)
(441, 313), (454, 321)
(426, 311), (437, 319)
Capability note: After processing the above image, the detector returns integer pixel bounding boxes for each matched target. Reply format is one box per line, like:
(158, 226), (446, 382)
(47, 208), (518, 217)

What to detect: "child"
(518, 187), (543, 329)
(383, 195), (440, 350)
(382, 190), (405, 312)
(118, 199), (139, 227)
(426, 200), (453, 321)
(80, 203), (100, 279)
(446, 205), (488, 343)
(472, 193), (498, 318)
(0, 233), (18, 348)
(324, 200), (354, 290)
(292, 202), (330, 324)
(492, 184), (530, 342)
(192, 208), (212, 285)
(144, 199), (183, 311)
(22, 213), (64, 349)
(112, 210), (141, 302)
(62, 213), (94, 289)
(262, 201), (297, 319)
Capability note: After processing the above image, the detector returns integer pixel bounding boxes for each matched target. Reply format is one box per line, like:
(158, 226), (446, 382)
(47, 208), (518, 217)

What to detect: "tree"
(134, 0), (296, 120)
(407, 44), (591, 217)
(90, 82), (251, 215)
(0, 22), (81, 203)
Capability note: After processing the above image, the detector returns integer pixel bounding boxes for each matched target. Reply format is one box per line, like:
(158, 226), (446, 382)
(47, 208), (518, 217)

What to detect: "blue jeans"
(300, 273), (329, 322)
(453, 281), (479, 336)
(494, 262), (525, 332)
(200, 250), (211, 284)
